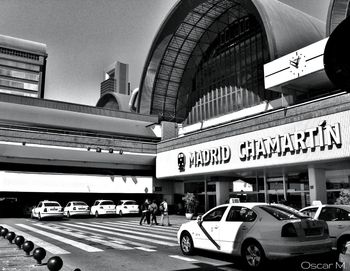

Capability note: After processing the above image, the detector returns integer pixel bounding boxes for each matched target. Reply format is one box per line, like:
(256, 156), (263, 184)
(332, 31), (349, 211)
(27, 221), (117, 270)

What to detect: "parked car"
(31, 200), (64, 220)
(63, 201), (90, 218)
(116, 200), (139, 216)
(90, 200), (116, 217)
(300, 203), (350, 253)
(177, 202), (332, 269)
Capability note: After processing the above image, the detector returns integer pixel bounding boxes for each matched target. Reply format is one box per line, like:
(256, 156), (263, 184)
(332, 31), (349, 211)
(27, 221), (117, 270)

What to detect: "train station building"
(1, 0), (350, 213)
(135, 0), (350, 211)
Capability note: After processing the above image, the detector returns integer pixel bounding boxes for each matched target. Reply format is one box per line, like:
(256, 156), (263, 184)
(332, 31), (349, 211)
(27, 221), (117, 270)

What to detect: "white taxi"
(90, 199), (116, 217)
(63, 201), (90, 218)
(31, 200), (64, 220)
(116, 200), (139, 216)
(300, 203), (350, 253)
(177, 202), (332, 269)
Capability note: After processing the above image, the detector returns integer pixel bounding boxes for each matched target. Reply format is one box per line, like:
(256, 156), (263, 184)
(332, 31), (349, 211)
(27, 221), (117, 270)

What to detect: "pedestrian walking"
(139, 199), (150, 225)
(160, 198), (170, 226)
(149, 200), (158, 225)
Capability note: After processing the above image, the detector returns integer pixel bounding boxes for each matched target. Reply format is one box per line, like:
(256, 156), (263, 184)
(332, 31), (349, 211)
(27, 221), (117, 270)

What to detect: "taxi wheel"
(95, 211), (99, 218)
(119, 211), (123, 217)
(242, 241), (265, 269)
(180, 232), (194, 255)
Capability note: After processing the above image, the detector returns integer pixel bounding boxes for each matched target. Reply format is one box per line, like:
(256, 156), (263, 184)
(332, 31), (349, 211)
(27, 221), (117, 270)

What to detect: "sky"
(0, 0), (329, 106)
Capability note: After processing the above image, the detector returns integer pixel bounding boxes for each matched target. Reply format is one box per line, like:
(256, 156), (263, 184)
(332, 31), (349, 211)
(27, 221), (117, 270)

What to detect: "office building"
(0, 34), (47, 98)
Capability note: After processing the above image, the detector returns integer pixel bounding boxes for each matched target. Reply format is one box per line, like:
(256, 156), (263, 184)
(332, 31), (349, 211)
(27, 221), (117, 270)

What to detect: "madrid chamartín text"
(187, 121), (341, 168)
(239, 122), (341, 160)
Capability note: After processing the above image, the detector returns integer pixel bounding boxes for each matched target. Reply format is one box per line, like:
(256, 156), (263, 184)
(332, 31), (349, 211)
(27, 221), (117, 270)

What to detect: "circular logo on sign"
(178, 152), (186, 172)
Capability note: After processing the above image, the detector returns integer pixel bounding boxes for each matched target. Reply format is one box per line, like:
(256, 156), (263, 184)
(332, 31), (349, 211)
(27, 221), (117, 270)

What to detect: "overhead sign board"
(156, 111), (350, 178)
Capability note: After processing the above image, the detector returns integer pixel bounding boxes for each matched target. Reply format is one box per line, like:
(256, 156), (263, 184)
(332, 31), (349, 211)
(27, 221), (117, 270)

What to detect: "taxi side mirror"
(196, 215), (202, 222)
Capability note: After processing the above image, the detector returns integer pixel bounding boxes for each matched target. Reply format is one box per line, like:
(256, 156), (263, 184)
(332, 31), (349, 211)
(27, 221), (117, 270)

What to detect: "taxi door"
(219, 206), (257, 254)
(194, 206), (228, 252)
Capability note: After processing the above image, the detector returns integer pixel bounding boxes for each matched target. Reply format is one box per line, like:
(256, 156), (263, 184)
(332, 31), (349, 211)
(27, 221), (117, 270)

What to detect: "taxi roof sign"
(229, 198), (240, 203)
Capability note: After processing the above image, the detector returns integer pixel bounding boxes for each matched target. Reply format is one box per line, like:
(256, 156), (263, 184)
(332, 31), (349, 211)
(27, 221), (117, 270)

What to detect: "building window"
(185, 15), (279, 125)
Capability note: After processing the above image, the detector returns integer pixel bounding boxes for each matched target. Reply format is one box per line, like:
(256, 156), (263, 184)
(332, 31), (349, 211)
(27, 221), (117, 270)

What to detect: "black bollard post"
(33, 247), (46, 265)
(0, 228), (8, 238)
(22, 240), (34, 256)
(14, 235), (25, 249)
(6, 231), (16, 244)
(47, 256), (63, 271)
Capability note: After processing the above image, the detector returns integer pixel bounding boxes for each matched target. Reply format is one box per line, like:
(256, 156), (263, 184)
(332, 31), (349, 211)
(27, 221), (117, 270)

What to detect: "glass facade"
(0, 47), (45, 98)
(185, 15), (279, 125)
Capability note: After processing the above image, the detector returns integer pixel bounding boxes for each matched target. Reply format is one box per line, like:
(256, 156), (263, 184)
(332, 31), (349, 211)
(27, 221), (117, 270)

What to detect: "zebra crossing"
(2, 220), (180, 255)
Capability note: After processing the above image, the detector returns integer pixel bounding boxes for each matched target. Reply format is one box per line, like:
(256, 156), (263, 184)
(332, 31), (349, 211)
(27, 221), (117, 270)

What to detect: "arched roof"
(326, 0), (350, 35)
(138, 0), (325, 122)
(96, 92), (120, 111)
(97, 92), (133, 112)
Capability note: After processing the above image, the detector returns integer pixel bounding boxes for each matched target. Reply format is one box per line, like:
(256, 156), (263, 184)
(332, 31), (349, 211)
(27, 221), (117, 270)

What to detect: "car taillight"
(124, 206), (127, 209)
(100, 206), (103, 209)
(73, 207), (76, 210)
(43, 208), (47, 212)
(281, 223), (297, 237)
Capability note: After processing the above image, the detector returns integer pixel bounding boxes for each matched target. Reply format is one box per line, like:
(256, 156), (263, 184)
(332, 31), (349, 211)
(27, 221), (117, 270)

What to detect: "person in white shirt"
(160, 198), (170, 226)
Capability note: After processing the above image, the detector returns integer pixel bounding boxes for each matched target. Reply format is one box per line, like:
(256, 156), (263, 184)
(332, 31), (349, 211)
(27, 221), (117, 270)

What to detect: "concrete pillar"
(216, 181), (230, 206)
(308, 166), (327, 204)
(264, 170), (269, 203)
(282, 172), (288, 201)
(204, 178), (208, 212)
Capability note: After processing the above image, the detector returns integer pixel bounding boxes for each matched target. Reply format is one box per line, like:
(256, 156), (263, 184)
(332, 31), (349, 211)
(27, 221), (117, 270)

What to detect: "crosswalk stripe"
(106, 221), (178, 234)
(135, 247), (157, 252)
(128, 220), (180, 229)
(169, 255), (198, 262)
(35, 223), (132, 251)
(61, 223), (156, 249)
(2, 224), (70, 255)
(16, 224), (103, 253)
(71, 222), (178, 247)
(100, 221), (177, 236)
(89, 222), (178, 241)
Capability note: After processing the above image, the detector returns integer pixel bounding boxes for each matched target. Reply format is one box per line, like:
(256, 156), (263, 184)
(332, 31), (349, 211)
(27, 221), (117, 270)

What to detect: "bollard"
(33, 247), (46, 265)
(6, 231), (16, 244)
(47, 256), (63, 271)
(23, 240), (34, 256)
(0, 227), (8, 238)
(14, 235), (25, 249)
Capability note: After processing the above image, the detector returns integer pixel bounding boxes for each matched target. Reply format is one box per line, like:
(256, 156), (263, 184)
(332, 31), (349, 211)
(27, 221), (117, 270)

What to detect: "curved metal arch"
(151, 0), (237, 121)
(138, 0), (326, 122)
(96, 92), (120, 111)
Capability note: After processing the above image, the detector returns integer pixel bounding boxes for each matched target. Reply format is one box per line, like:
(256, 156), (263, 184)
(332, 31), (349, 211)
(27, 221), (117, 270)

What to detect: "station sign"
(156, 111), (350, 178)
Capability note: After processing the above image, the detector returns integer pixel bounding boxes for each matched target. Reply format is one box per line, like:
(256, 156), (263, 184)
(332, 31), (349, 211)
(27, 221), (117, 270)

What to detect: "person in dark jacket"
(139, 199), (150, 225)
(149, 200), (158, 225)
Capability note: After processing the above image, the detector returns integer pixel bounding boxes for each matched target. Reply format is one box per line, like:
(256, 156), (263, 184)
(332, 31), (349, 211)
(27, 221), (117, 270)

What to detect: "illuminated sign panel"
(156, 111), (350, 178)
